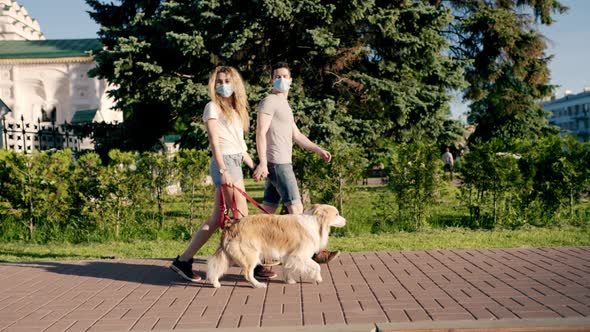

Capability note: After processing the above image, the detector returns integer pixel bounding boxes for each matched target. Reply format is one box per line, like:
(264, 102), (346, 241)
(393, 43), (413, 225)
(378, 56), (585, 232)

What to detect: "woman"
(170, 66), (277, 282)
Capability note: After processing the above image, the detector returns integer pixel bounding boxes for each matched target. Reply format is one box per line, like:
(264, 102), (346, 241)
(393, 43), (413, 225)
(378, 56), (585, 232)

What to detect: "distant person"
(170, 66), (277, 282)
(253, 62), (340, 264)
(442, 147), (454, 180)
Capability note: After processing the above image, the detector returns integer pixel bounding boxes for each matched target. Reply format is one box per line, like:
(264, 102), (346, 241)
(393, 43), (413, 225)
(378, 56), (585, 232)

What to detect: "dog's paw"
(211, 281), (221, 288)
(315, 276), (323, 284)
(285, 278), (296, 284)
(252, 282), (267, 288)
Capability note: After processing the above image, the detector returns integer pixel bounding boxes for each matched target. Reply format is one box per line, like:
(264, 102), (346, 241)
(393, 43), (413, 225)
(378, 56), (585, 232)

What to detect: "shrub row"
(0, 149), (211, 243)
(0, 135), (588, 243)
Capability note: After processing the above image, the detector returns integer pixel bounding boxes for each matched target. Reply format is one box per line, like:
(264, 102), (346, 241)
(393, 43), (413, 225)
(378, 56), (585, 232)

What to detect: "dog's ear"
(313, 205), (331, 241)
(305, 204), (321, 215)
(312, 205), (327, 221)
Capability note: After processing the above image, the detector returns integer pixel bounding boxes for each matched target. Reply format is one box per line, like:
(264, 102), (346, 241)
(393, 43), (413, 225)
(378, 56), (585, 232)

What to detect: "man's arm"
(292, 123), (331, 162)
(253, 112), (273, 181)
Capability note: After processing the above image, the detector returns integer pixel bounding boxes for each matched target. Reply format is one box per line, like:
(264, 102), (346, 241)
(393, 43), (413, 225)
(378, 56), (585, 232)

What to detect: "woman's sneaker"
(170, 256), (201, 282)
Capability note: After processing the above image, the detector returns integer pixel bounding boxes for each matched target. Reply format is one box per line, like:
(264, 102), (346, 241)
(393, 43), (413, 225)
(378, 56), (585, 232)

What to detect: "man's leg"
(273, 164), (340, 264)
(255, 176), (281, 272)
(286, 202), (303, 214)
(263, 204), (277, 214)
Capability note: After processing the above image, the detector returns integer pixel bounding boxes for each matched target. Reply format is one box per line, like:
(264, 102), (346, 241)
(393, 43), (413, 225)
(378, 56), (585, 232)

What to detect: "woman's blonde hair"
(207, 66), (250, 132)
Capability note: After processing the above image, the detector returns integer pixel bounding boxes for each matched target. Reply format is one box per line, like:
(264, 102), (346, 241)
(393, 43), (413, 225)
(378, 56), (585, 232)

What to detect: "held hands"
(253, 164), (269, 182)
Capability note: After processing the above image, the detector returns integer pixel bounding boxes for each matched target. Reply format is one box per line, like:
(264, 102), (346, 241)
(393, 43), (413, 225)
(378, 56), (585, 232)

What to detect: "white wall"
(0, 60), (122, 152)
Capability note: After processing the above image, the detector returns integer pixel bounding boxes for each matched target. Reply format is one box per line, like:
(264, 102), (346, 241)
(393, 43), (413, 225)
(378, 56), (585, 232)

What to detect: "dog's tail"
(207, 245), (229, 288)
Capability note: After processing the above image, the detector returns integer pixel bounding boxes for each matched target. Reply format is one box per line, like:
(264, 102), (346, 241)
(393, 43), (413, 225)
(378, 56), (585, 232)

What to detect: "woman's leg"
(179, 187), (222, 261)
(225, 180), (248, 219)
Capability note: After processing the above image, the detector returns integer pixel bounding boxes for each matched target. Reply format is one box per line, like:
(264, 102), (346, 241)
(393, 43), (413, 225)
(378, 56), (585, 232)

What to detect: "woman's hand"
(221, 172), (233, 187)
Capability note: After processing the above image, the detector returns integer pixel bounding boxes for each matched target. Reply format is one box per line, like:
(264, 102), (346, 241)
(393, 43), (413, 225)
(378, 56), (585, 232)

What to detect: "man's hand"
(253, 164), (269, 182)
(317, 149), (332, 163)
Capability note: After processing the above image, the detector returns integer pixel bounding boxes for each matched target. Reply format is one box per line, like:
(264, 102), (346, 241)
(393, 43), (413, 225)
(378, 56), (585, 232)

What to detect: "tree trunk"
(570, 187), (574, 223)
(116, 209), (120, 239)
(189, 182), (195, 234)
(338, 171), (344, 214)
(157, 188), (163, 229)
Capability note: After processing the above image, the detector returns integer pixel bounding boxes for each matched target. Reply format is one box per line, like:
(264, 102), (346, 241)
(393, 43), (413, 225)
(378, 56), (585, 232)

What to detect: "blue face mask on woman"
(272, 78), (291, 92)
(216, 84), (234, 98)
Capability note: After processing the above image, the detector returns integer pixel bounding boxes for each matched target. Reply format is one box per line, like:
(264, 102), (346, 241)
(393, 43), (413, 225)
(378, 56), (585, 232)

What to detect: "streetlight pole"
(21, 114), (27, 154)
(1, 114), (6, 150)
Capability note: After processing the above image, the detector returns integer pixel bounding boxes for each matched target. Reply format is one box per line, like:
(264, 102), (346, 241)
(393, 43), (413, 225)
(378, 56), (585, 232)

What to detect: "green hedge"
(0, 136), (588, 243)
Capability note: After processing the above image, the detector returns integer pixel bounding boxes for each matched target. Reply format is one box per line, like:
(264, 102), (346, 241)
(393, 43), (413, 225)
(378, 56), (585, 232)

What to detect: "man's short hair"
(272, 62), (290, 76)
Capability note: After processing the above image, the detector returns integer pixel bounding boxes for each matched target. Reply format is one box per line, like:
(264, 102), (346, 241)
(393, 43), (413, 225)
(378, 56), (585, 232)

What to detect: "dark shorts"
(263, 162), (301, 207)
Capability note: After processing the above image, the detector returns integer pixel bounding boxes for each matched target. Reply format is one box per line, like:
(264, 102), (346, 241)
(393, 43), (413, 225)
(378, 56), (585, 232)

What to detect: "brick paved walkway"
(0, 247), (589, 331)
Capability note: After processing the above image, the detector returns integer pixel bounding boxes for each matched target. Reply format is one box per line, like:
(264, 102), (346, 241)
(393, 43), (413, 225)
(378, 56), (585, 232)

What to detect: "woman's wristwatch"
(219, 168), (227, 174)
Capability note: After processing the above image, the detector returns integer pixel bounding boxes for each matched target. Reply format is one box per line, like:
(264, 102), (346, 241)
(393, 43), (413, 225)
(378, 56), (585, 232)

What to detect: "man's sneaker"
(254, 265), (277, 279)
(170, 256), (201, 282)
(312, 250), (341, 264)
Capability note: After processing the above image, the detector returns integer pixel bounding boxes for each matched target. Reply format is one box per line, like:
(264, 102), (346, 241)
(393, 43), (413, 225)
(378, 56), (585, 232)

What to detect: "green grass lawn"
(1, 180), (588, 262)
(1, 225), (588, 262)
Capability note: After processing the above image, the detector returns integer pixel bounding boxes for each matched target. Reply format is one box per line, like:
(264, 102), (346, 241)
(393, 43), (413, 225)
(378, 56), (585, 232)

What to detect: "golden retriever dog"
(207, 204), (346, 288)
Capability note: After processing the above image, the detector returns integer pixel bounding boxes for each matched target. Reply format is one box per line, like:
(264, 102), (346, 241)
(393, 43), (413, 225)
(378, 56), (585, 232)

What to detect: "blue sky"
(16, 0), (590, 119)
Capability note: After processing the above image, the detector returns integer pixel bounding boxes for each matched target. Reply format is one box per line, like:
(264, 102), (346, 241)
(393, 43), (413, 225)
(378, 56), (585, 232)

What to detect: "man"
(442, 147), (454, 181)
(253, 62), (340, 264)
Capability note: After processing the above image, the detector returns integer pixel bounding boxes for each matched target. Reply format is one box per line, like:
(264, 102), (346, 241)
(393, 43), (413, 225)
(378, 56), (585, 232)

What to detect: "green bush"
(0, 137), (587, 243)
(384, 143), (443, 232)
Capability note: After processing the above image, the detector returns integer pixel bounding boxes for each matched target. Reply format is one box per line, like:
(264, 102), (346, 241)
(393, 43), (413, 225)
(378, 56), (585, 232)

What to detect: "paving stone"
(0, 247), (588, 331)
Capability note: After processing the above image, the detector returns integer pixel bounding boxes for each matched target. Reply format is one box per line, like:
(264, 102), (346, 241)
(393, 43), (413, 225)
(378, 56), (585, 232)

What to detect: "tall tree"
(86, 0), (465, 151)
(445, 0), (567, 143)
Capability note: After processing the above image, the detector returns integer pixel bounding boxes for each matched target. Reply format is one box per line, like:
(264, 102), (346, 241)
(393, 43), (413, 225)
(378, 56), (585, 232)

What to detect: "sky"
(15, 0), (590, 120)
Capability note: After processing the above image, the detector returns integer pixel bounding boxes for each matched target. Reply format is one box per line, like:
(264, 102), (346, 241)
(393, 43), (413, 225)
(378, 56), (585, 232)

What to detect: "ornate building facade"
(0, 0), (121, 152)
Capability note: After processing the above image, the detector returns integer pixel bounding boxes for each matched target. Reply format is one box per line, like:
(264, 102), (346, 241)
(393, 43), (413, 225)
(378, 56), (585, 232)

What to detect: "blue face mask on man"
(272, 78), (291, 92)
(216, 84), (234, 98)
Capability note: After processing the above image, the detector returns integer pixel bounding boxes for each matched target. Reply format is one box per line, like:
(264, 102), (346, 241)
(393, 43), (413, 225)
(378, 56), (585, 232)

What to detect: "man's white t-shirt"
(202, 102), (247, 155)
(256, 94), (294, 164)
(442, 151), (454, 165)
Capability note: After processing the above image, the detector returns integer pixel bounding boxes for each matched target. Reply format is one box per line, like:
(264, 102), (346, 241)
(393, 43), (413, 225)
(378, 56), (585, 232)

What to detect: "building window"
(1, 88), (11, 98)
(42, 106), (56, 122)
(76, 86), (89, 98)
(0, 70), (10, 80)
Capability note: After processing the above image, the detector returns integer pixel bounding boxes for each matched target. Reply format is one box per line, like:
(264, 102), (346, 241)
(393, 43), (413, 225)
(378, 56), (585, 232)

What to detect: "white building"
(0, 0), (121, 153)
(0, 0), (44, 41)
(544, 89), (590, 142)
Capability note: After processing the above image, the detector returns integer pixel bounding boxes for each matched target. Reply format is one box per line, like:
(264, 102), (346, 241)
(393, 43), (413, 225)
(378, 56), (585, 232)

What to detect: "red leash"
(218, 184), (270, 228)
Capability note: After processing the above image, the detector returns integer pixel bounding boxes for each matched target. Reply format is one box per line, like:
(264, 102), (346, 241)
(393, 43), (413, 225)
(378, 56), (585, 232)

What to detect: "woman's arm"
(242, 152), (255, 171)
(206, 119), (232, 185)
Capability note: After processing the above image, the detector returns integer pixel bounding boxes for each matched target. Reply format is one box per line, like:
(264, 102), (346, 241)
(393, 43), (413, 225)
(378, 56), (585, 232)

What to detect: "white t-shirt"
(442, 151), (454, 165)
(256, 94), (294, 164)
(202, 102), (247, 155)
